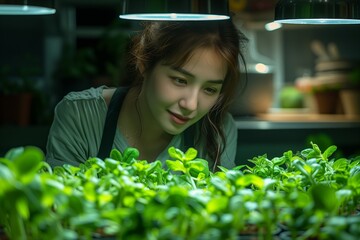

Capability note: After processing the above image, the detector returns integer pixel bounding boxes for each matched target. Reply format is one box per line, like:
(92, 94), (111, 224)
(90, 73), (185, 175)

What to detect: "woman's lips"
(168, 111), (191, 125)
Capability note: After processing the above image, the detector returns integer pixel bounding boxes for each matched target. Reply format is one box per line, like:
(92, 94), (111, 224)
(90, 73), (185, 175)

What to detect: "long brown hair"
(122, 20), (247, 170)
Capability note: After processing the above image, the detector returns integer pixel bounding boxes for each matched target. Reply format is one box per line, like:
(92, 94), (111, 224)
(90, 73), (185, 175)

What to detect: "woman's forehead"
(162, 47), (227, 81)
(165, 46), (226, 67)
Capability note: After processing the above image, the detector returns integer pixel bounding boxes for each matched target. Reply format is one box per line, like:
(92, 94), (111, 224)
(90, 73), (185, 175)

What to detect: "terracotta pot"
(0, 93), (32, 126)
(340, 89), (360, 116)
(313, 91), (340, 114)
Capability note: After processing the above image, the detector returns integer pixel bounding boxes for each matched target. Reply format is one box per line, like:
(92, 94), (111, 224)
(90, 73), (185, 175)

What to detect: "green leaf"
(110, 149), (123, 162)
(311, 142), (322, 155)
(273, 156), (286, 166)
(349, 159), (360, 169)
(293, 159), (311, 177)
(210, 177), (230, 194)
(98, 192), (113, 206)
(12, 146), (44, 177)
(123, 147), (140, 163)
(206, 196), (228, 213)
(63, 164), (81, 175)
(196, 172), (206, 181)
(184, 148), (198, 161)
(350, 166), (360, 177)
(263, 178), (277, 190)
(4, 147), (25, 160)
(53, 166), (66, 176)
(86, 157), (106, 170)
(83, 182), (96, 202)
(166, 160), (186, 173)
(333, 158), (348, 172)
(236, 174), (264, 189)
(105, 158), (120, 171)
(168, 147), (185, 161)
(145, 160), (162, 175)
(70, 212), (100, 227)
(336, 189), (352, 202)
(301, 148), (314, 158)
(0, 161), (15, 182)
(283, 150), (293, 159)
(323, 145), (337, 160)
(187, 158), (209, 177)
(133, 161), (146, 172)
(348, 171), (360, 189)
(45, 178), (65, 191)
(16, 196), (30, 220)
(310, 184), (337, 212)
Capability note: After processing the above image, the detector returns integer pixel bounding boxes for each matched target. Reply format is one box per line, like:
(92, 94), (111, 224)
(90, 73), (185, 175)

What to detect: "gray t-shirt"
(45, 86), (237, 169)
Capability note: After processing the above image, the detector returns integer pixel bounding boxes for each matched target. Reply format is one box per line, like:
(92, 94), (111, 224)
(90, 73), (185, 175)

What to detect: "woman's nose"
(179, 89), (199, 112)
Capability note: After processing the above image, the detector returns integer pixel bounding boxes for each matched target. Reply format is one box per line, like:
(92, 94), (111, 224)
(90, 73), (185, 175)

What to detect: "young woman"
(46, 19), (247, 172)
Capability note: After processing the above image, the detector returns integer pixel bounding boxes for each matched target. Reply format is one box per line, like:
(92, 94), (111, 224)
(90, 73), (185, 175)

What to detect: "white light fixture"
(0, 0), (56, 15)
(254, 63), (272, 74)
(274, 0), (360, 24)
(120, 0), (230, 21)
(265, 22), (282, 31)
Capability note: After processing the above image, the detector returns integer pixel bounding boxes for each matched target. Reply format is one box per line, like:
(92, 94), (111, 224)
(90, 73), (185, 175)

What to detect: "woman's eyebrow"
(169, 66), (224, 84)
(170, 66), (194, 78)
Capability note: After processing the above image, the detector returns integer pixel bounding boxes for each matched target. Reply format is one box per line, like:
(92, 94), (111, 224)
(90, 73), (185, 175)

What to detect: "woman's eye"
(172, 77), (187, 86)
(204, 87), (218, 95)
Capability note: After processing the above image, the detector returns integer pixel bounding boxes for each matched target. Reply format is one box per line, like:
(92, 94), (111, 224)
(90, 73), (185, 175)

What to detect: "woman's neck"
(118, 87), (172, 160)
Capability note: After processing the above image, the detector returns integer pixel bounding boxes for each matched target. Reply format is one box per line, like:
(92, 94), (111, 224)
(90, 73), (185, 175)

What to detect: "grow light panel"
(0, 0), (56, 15)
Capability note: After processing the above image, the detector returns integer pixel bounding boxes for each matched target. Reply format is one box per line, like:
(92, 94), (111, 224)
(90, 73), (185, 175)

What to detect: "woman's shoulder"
(53, 86), (113, 125)
(223, 112), (237, 128)
(55, 86), (112, 116)
(63, 85), (111, 102)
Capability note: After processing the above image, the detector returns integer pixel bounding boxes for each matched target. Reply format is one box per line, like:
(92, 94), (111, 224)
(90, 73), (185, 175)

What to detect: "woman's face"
(140, 47), (227, 135)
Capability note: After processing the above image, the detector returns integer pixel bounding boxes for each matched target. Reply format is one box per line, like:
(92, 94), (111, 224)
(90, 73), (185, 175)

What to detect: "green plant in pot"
(311, 81), (343, 114)
(348, 67), (360, 88)
(279, 85), (305, 109)
(0, 60), (42, 126)
(340, 67), (360, 116)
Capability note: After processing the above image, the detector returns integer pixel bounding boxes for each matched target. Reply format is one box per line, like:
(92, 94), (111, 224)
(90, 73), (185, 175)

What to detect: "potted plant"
(339, 66), (360, 116)
(0, 63), (38, 126)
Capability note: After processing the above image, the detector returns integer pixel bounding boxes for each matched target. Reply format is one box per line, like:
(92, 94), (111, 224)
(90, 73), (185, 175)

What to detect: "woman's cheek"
(202, 94), (219, 111)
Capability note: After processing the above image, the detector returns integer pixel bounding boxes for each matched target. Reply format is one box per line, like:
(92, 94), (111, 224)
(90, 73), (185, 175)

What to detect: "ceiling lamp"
(275, 0), (360, 24)
(0, 0), (56, 15)
(120, 0), (230, 21)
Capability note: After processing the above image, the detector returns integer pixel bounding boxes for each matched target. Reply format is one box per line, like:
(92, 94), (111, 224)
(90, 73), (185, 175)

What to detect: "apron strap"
(183, 124), (196, 152)
(97, 88), (127, 159)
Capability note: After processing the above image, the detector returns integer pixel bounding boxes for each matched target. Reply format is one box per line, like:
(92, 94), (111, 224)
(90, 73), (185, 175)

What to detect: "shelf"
(235, 113), (360, 130)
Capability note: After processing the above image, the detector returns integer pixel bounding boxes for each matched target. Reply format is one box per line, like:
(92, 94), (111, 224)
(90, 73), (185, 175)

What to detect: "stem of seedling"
(186, 169), (197, 190)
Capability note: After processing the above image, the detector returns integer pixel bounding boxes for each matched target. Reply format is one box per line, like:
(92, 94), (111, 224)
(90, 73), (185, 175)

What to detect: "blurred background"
(1, 0), (359, 164)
